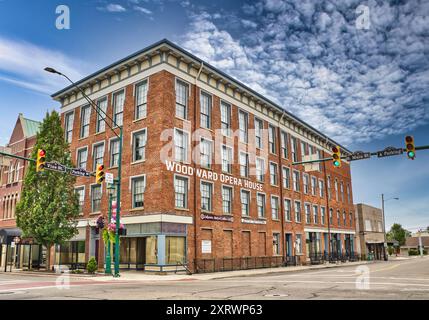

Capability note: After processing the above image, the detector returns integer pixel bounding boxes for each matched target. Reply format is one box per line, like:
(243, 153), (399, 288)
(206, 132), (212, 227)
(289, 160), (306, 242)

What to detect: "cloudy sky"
(0, 0), (428, 230)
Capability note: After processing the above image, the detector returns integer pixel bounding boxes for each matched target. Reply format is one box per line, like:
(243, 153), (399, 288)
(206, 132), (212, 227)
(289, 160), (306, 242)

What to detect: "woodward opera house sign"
(165, 161), (264, 192)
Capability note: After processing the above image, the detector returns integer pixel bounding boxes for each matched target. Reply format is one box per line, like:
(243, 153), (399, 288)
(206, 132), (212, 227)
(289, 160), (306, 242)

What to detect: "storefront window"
(165, 236), (185, 264)
(146, 236), (157, 264)
(58, 241), (85, 266)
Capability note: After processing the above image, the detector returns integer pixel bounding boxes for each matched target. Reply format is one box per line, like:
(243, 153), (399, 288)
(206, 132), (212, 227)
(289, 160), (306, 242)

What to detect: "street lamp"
(45, 67), (124, 277)
(381, 194), (399, 261)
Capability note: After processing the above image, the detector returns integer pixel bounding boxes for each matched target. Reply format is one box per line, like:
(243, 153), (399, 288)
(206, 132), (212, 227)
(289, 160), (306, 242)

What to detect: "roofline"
(51, 39), (352, 154)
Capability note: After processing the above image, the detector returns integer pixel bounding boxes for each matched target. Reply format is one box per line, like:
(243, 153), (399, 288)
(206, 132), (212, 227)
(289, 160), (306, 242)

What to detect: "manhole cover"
(264, 293), (288, 297)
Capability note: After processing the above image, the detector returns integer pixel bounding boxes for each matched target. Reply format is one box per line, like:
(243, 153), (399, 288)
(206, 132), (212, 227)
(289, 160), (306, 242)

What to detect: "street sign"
(303, 154), (319, 172)
(44, 161), (67, 173)
(105, 173), (114, 184)
(347, 151), (371, 161)
(377, 147), (404, 158)
(70, 168), (91, 177)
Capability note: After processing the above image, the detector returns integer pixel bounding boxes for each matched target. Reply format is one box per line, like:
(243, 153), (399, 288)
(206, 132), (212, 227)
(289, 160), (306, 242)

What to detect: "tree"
(386, 223), (410, 246)
(16, 111), (79, 271)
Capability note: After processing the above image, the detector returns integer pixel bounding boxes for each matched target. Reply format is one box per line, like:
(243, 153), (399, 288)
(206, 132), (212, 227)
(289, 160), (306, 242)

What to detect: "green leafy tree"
(386, 223), (410, 246)
(16, 111), (79, 271)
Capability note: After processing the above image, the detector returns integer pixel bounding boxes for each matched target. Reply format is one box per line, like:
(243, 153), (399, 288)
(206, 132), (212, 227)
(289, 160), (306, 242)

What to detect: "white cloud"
(98, 3), (127, 13)
(133, 5), (152, 14)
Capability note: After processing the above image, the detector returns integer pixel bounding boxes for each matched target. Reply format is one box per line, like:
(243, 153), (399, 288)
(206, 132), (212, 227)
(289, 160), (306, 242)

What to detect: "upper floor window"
(241, 190), (250, 216)
(80, 105), (91, 138)
(293, 170), (300, 192)
(336, 210), (340, 225)
(349, 212), (353, 227)
(319, 180), (324, 198)
(255, 118), (263, 149)
(131, 176), (145, 208)
(329, 208), (333, 224)
(75, 187), (85, 213)
(135, 80), (148, 120)
(294, 201), (302, 223)
(91, 184), (102, 213)
(132, 129), (147, 162)
(301, 141), (309, 158)
(321, 207), (326, 225)
(269, 162), (278, 186)
(282, 166), (290, 189)
(284, 199), (291, 221)
(174, 129), (189, 163)
(343, 211), (347, 226)
(305, 203), (311, 224)
(327, 176), (332, 200)
(200, 138), (212, 169)
(113, 90), (125, 127)
(222, 186), (233, 215)
(110, 139), (120, 167)
(291, 136), (298, 162)
(311, 176), (317, 196)
(281, 131), (288, 158)
(313, 205), (319, 224)
(340, 182), (344, 202)
(334, 179), (339, 201)
(221, 145), (233, 174)
(77, 148), (88, 170)
(220, 101), (232, 137)
(255, 157), (265, 182)
(268, 125), (276, 154)
(200, 181), (213, 212)
(303, 174), (309, 194)
(64, 112), (74, 143)
(96, 97), (107, 133)
(176, 79), (188, 119)
(347, 184), (351, 203)
(239, 152), (249, 178)
(174, 176), (188, 209)
(93, 143), (105, 170)
(238, 110), (248, 143)
(200, 92), (212, 129)
(271, 196), (279, 220)
(257, 193), (266, 218)
(318, 150), (323, 171)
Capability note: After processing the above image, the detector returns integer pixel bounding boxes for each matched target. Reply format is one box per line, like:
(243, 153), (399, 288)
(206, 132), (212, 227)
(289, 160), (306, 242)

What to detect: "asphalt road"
(0, 257), (428, 300)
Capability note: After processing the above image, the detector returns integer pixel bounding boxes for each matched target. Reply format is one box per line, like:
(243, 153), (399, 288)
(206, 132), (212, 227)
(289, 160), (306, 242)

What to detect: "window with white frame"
(135, 80), (148, 120)
(176, 79), (188, 119)
(75, 187), (85, 213)
(257, 193), (265, 218)
(295, 234), (303, 254)
(174, 129), (189, 162)
(329, 208), (333, 224)
(291, 136), (298, 162)
(200, 181), (212, 212)
(96, 97), (107, 133)
(327, 176), (332, 200)
(77, 148), (88, 170)
(269, 162), (278, 186)
(319, 180), (324, 198)
(293, 170), (300, 192)
(241, 190), (250, 216)
(174, 176), (188, 209)
(200, 138), (212, 168)
(313, 205), (319, 224)
(282, 166), (290, 189)
(268, 125), (276, 154)
(239, 152), (249, 178)
(311, 176), (317, 196)
(113, 90), (124, 127)
(335, 179), (339, 201)
(273, 233), (280, 255)
(109, 139), (120, 167)
(255, 158), (265, 182)
(64, 112), (74, 143)
(221, 145), (232, 173)
(222, 186), (233, 215)
(301, 140), (308, 157)
(91, 184), (102, 212)
(321, 207), (326, 225)
(93, 143), (105, 170)
(281, 131), (288, 158)
(255, 118), (263, 149)
(131, 176), (145, 208)
(271, 196), (279, 220)
(303, 174), (309, 194)
(294, 201), (302, 222)
(305, 203), (311, 224)
(238, 110), (248, 143)
(365, 219), (372, 231)
(133, 129), (147, 162)
(80, 105), (91, 138)
(200, 92), (212, 129)
(220, 101), (231, 136)
(284, 199), (291, 221)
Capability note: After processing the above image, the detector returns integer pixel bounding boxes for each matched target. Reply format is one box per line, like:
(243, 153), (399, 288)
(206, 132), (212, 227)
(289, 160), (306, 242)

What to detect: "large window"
(200, 92), (212, 129)
(301, 141), (309, 157)
(241, 190), (250, 216)
(282, 166), (290, 189)
(75, 187), (85, 213)
(165, 236), (186, 265)
(329, 209), (333, 224)
(349, 212), (353, 227)
(135, 80), (148, 120)
(273, 233), (280, 255)
(133, 130), (147, 162)
(293, 170), (300, 192)
(91, 185), (102, 213)
(174, 176), (188, 209)
(268, 125), (276, 154)
(281, 131), (288, 158)
(337, 210), (340, 226)
(255, 158), (265, 182)
(174, 129), (189, 162)
(77, 148), (88, 170)
(347, 184), (351, 203)
(313, 205), (319, 224)
(321, 207), (326, 225)
(257, 193), (265, 218)
(305, 204), (311, 224)
(200, 138), (212, 169)
(319, 180), (324, 198)
(294, 201), (302, 223)
(238, 110), (248, 143)
(271, 196), (279, 220)
(311, 176), (317, 196)
(131, 176), (145, 208)
(343, 211), (347, 226)
(284, 199), (291, 221)
(221, 145), (232, 173)
(327, 176), (332, 200)
(176, 79), (188, 119)
(239, 152), (249, 178)
(110, 139), (120, 167)
(64, 112), (74, 143)
(93, 143), (105, 170)
(269, 162), (278, 186)
(222, 186), (233, 215)
(200, 182), (213, 212)
(80, 105), (91, 138)
(303, 174), (309, 194)
(113, 90), (125, 127)
(255, 118), (263, 149)
(96, 97), (107, 133)
(291, 136), (298, 162)
(340, 182), (344, 202)
(220, 101), (231, 136)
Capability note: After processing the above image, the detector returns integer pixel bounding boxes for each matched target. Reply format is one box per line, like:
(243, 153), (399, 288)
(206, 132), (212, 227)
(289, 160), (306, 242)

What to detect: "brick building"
(0, 113), (43, 271)
(52, 39), (356, 272)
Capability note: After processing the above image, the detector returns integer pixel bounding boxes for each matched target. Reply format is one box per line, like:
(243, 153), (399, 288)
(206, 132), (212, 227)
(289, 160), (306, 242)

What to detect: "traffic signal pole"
(114, 127), (123, 278)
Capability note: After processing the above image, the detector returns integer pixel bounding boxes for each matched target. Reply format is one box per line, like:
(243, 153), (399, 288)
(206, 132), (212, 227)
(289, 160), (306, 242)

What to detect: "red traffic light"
(405, 136), (413, 143)
(98, 165), (104, 171)
(39, 150), (46, 157)
(332, 146), (339, 153)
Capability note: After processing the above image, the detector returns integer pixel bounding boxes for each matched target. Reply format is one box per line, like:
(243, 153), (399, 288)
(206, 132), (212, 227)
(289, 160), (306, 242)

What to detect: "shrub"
(408, 249), (419, 256)
(87, 257), (98, 274)
(387, 246), (394, 256)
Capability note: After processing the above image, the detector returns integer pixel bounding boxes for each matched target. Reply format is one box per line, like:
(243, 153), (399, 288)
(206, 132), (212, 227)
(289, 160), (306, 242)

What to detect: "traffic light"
(36, 149), (46, 172)
(332, 146), (341, 168)
(405, 135), (416, 160)
(96, 164), (105, 184)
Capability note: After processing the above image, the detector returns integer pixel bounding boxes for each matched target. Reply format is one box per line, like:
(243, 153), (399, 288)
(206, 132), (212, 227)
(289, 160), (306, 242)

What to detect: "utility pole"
(381, 193), (387, 261)
(418, 229), (424, 257)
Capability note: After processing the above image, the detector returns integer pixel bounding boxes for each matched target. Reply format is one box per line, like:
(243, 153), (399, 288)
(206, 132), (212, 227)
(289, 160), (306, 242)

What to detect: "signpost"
(70, 168), (91, 177)
(377, 147), (403, 158)
(44, 161), (67, 173)
(347, 151), (371, 161)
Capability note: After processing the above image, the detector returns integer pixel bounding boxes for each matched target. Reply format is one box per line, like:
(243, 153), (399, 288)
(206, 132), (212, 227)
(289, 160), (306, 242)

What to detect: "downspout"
(193, 62), (204, 270)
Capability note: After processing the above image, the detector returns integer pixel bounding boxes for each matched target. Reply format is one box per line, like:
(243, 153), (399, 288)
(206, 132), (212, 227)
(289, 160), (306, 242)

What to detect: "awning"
(0, 228), (22, 245)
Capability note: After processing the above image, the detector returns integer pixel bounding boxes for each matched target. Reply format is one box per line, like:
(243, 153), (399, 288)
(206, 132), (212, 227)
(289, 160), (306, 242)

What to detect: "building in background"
(400, 231), (429, 256)
(0, 113), (43, 271)
(52, 39), (356, 272)
(355, 203), (385, 260)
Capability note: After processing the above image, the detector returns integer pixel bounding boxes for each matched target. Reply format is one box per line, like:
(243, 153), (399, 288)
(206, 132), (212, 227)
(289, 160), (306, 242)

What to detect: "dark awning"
(0, 228), (22, 245)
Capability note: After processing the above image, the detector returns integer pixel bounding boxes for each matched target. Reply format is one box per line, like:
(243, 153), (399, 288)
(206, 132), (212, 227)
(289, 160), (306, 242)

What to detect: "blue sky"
(0, 0), (428, 231)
